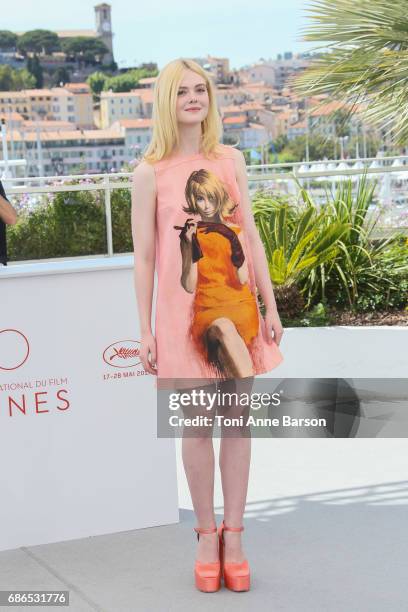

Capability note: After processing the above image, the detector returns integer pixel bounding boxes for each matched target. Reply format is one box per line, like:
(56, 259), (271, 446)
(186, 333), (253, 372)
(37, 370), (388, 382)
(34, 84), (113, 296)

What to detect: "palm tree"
(293, 1), (408, 145)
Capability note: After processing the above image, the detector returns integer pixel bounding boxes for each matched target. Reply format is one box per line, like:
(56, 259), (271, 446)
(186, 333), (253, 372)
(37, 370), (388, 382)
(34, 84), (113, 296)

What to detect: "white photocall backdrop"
(2, 257), (407, 552)
(0, 257), (179, 552)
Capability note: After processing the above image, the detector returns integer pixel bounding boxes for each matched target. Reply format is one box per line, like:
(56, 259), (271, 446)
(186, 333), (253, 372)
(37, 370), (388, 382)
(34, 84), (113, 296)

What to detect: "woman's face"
(196, 194), (217, 219)
(176, 69), (209, 125)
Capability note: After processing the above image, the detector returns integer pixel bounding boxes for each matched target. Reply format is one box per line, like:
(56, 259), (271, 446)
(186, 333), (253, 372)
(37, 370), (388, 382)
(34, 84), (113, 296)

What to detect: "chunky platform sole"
(223, 571), (250, 592)
(194, 568), (221, 592)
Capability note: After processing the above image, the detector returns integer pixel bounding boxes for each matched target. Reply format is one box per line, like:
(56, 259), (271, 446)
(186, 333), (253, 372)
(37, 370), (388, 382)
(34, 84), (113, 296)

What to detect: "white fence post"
(104, 175), (114, 257)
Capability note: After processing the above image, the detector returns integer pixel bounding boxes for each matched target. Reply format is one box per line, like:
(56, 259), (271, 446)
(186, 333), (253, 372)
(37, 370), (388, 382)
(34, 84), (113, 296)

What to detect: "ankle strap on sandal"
(222, 520), (244, 532)
(194, 526), (217, 534)
(194, 525), (217, 541)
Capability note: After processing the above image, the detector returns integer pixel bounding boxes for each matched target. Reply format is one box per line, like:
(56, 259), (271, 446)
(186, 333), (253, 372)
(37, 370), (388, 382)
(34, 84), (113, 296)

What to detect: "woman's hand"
(140, 331), (158, 375)
(184, 219), (197, 242)
(174, 218), (202, 263)
(174, 218), (197, 243)
(263, 308), (284, 346)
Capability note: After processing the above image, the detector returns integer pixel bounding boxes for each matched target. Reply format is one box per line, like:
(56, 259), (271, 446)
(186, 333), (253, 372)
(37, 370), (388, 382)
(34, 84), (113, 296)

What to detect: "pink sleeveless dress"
(152, 143), (283, 390)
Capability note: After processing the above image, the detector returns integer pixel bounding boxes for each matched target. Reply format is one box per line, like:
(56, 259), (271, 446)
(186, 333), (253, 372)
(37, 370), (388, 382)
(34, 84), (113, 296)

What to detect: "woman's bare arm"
(0, 192), (18, 225)
(131, 161), (158, 374)
(232, 148), (284, 346)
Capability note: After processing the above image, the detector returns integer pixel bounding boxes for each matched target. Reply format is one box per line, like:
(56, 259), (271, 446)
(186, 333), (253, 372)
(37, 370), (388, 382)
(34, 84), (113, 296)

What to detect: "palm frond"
(293, 0), (408, 143)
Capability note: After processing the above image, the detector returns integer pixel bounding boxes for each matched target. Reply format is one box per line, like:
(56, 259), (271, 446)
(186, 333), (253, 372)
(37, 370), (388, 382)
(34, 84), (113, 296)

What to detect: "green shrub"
(7, 182), (135, 262)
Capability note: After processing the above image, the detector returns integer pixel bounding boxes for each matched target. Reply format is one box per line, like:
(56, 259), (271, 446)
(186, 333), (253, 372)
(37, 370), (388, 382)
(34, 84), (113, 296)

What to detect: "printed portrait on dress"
(174, 169), (260, 378)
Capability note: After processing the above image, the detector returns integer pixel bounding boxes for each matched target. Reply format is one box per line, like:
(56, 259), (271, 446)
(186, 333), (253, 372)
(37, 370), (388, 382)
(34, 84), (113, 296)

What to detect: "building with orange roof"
(138, 77), (157, 88)
(192, 56), (230, 83)
(215, 86), (249, 107)
(287, 119), (307, 140)
(308, 100), (349, 138)
(1, 126), (128, 176)
(111, 118), (153, 157)
(0, 86), (94, 128)
(309, 100), (349, 117)
(221, 112), (269, 149)
(64, 83), (92, 93)
(240, 55), (310, 91)
(243, 64), (277, 87)
(0, 112), (24, 128)
(99, 88), (154, 128)
(306, 99), (374, 140)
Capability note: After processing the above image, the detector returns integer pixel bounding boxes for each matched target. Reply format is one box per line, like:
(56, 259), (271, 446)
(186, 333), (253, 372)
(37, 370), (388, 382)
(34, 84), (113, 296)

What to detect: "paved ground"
(1, 439), (407, 611)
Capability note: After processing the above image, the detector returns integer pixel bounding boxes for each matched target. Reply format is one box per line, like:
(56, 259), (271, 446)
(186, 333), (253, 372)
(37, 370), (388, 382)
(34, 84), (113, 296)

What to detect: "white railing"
(2, 155), (408, 261)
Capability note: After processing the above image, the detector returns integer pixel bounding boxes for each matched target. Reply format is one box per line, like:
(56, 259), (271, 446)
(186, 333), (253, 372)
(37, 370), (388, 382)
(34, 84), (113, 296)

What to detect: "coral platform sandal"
(218, 520), (251, 591)
(193, 526), (221, 592)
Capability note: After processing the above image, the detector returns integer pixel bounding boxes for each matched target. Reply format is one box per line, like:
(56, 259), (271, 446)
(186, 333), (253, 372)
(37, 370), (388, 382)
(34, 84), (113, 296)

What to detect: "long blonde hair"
(142, 58), (224, 163)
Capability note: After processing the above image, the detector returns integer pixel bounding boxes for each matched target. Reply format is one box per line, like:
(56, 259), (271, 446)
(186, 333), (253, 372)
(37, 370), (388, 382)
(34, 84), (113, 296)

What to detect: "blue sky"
(5, 0), (315, 70)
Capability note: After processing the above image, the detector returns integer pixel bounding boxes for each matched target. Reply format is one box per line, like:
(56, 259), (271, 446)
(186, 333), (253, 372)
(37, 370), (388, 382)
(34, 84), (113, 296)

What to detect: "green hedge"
(8, 185), (133, 261)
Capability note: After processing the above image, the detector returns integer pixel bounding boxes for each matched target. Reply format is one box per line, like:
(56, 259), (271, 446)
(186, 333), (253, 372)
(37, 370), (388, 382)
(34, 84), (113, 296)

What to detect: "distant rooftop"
(14, 29), (97, 38)
(138, 77), (157, 85)
(112, 118), (153, 129)
(5, 128), (122, 142)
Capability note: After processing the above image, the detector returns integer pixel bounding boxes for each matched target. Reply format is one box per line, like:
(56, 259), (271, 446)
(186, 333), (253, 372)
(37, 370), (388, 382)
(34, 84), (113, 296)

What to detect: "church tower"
(94, 3), (114, 64)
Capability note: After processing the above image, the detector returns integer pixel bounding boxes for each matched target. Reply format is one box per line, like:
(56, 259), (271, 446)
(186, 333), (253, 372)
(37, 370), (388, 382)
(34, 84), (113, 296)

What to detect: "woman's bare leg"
(218, 376), (254, 562)
(180, 382), (219, 562)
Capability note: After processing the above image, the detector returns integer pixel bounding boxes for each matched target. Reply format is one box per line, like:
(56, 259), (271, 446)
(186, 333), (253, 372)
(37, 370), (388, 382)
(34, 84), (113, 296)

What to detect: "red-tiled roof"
(115, 118), (153, 128)
(223, 115), (247, 125)
(6, 128), (123, 142)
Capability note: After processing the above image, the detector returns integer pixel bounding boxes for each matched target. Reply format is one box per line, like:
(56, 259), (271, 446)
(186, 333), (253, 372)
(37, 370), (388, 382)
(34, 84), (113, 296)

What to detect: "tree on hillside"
(104, 72), (140, 92)
(17, 29), (60, 55)
(87, 71), (109, 96)
(281, 134), (337, 162)
(138, 62), (158, 72)
(0, 64), (35, 91)
(103, 68), (158, 92)
(0, 30), (17, 50)
(52, 67), (71, 86)
(273, 134), (289, 153)
(27, 55), (43, 88)
(61, 37), (109, 65)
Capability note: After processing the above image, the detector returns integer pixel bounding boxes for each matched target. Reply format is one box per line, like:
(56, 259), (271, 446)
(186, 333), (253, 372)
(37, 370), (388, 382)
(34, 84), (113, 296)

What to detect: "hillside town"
(0, 3), (385, 177)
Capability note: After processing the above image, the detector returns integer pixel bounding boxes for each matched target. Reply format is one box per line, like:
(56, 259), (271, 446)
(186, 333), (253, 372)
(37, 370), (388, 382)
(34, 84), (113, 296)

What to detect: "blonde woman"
(131, 58), (284, 592)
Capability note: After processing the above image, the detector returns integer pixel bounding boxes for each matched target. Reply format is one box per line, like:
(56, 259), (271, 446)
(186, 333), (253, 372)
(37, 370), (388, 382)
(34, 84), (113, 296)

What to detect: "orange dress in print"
(191, 223), (259, 373)
(151, 143), (283, 389)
